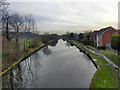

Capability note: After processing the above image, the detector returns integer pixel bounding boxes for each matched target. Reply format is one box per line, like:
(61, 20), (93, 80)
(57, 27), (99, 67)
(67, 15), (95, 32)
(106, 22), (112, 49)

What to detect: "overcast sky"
(7, 0), (119, 34)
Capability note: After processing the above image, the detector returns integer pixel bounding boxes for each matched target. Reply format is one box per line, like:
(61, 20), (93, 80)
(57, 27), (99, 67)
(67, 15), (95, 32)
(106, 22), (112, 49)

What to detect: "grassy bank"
(90, 53), (118, 88)
(86, 45), (120, 67)
(2, 38), (44, 73)
(68, 40), (118, 88)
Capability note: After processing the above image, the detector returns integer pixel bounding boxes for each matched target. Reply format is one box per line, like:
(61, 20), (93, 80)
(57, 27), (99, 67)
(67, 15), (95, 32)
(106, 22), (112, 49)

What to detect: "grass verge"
(1, 43), (46, 76)
(68, 40), (118, 88)
(86, 45), (120, 67)
(2, 38), (56, 76)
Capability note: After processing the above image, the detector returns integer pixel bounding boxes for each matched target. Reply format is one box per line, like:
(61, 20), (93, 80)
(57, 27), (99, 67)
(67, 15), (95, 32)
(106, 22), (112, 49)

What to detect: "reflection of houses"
(93, 26), (120, 48)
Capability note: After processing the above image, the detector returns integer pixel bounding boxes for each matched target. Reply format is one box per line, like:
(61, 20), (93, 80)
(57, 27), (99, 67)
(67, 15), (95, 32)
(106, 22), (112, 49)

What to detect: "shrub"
(111, 35), (120, 51)
(111, 35), (120, 55)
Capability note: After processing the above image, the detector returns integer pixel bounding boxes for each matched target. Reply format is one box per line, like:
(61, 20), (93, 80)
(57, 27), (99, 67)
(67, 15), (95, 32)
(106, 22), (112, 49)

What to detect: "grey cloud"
(8, 1), (118, 34)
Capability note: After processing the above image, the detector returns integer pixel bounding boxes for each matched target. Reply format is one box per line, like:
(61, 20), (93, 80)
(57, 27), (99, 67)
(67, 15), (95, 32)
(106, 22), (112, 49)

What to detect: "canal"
(2, 39), (97, 88)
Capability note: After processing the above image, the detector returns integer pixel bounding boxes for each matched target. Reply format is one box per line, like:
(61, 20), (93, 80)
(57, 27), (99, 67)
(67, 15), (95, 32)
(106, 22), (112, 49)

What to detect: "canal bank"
(67, 40), (98, 69)
(68, 40), (118, 88)
(1, 40), (53, 77)
(2, 39), (96, 88)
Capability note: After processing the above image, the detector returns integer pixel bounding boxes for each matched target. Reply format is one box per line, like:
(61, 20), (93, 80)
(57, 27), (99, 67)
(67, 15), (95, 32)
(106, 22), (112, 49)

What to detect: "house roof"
(93, 26), (116, 35)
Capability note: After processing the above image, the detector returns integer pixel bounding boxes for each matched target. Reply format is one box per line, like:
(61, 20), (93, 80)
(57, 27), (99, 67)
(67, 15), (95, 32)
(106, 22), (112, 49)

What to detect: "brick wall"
(102, 28), (119, 46)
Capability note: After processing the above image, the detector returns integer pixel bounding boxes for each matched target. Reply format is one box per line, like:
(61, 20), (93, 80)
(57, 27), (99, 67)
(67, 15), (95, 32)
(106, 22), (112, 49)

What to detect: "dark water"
(2, 39), (97, 88)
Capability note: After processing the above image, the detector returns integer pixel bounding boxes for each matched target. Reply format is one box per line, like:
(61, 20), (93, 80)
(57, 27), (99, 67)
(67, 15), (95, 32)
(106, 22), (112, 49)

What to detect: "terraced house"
(93, 26), (120, 48)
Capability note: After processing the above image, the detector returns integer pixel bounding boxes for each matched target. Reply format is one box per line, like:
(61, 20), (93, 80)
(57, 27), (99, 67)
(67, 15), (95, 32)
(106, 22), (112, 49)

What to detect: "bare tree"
(2, 12), (10, 40)
(1, 1), (23, 43)
(2, 13), (23, 41)
(24, 14), (34, 32)
(9, 13), (23, 43)
(0, 0), (9, 13)
(23, 14), (36, 50)
(1, 0), (10, 39)
(31, 18), (37, 47)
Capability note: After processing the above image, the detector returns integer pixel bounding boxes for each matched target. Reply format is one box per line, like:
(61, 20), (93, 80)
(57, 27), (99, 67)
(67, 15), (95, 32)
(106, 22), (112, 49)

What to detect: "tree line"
(63, 31), (120, 55)
(1, 0), (41, 51)
(64, 31), (94, 46)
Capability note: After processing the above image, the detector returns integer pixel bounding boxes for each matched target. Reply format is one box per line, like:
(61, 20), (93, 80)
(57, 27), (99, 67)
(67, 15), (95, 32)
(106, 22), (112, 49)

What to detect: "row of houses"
(93, 26), (120, 48)
(62, 26), (120, 48)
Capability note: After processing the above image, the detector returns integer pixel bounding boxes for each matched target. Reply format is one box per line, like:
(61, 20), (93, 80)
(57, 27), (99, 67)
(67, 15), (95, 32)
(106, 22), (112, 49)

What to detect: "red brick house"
(93, 26), (120, 48)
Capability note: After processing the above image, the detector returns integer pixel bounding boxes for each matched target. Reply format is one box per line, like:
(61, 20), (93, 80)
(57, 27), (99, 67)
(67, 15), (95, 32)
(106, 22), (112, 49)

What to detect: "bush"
(111, 35), (120, 51)
(111, 35), (120, 55)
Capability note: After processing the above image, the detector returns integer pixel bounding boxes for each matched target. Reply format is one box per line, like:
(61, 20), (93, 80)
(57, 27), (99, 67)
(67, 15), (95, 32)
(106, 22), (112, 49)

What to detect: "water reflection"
(2, 63), (24, 88)
(42, 46), (51, 55)
(49, 40), (58, 47)
(70, 43), (73, 47)
(2, 40), (97, 88)
(65, 42), (71, 47)
(66, 42), (73, 47)
(13, 64), (24, 88)
(2, 52), (41, 88)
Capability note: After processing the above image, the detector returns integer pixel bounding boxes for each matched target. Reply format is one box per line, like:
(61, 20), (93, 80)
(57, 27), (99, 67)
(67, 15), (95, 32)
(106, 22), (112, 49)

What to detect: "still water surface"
(2, 39), (97, 88)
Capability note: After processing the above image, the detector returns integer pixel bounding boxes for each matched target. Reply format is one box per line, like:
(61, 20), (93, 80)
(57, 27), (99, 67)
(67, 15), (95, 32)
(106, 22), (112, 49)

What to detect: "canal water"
(2, 39), (97, 88)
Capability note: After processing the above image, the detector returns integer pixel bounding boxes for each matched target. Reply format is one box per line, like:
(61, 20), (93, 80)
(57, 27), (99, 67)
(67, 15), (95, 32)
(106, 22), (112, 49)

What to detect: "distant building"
(73, 33), (79, 40)
(93, 26), (120, 48)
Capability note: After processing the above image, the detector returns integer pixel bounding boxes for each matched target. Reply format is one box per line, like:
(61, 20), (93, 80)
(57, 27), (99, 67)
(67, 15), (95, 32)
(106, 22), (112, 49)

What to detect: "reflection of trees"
(2, 68), (14, 88)
(10, 69), (13, 89)
(12, 63), (25, 88)
(2, 49), (44, 88)
(2, 51), (43, 88)
(49, 40), (58, 47)
(33, 52), (41, 67)
(42, 46), (51, 55)
(33, 52), (42, 85)
(2, 63), (24, 88)
(24, 57), (34, 87)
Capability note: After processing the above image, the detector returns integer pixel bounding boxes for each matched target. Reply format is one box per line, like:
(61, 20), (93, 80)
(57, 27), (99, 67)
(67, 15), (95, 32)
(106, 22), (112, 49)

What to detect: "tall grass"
(2, 37), (43, 71)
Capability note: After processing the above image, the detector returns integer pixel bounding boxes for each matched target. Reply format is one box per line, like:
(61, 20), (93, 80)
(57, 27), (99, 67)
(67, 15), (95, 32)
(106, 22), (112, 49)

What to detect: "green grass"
(90, 53), (118, 88)
(19, 39), (43, 50)
(2, 38), (54, 75)
(86, 45), (120, 67)
(69, 40), (118, 88)
(1, 43), (46, 76)
(2, 38), (44, 71)
(86, 45), (98, 51)
(19, 39), (30, 50)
